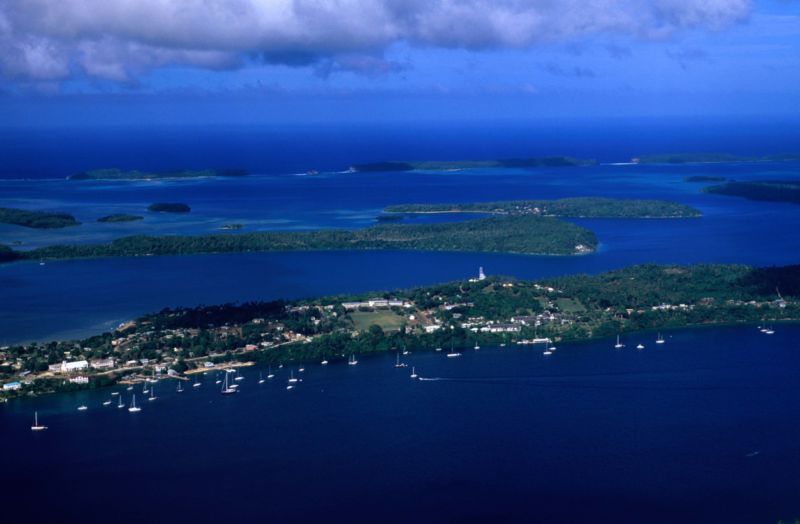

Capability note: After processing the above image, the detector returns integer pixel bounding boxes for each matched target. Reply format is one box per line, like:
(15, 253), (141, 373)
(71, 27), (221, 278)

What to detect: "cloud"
(0, 0), (752, 84)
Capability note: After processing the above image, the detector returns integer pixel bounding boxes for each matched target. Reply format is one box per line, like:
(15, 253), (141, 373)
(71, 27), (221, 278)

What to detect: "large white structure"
(60, 360), (89, 373)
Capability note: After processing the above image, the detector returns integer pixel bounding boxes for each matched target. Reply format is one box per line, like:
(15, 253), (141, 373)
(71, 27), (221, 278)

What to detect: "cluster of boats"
(614, 333), (666, 350)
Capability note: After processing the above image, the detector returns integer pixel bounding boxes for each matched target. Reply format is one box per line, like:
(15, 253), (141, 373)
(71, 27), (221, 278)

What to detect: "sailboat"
(288, 370), (299, 384)
(410, 366), (418, 379)
(402, 344), (410, 356)
(348, 354), (358, 366)
(117, 395), (125, 409)
(298, 365), (305, 373)
(128, 395), (141, 413)
(267, 366), (275, 379)
(435, 347), (442, 352)
(394, 353), (407, 368)
(543, 348), (553, 356)
(656, 333), (665, 344)
(221, 372), (237, 395)
(258, 373), (265, 384)
(234, 370), (244, 381)
(142, 380), (149, 395)
(447, 340), (461, 358)
(320, 357), (329, 365)
(103, 399), (112, 406)
(176, 382), (184, 393)
(474, 337), (480, 351)
(614, 335), (624, 349)
(215, 373), (222, 385)
(148, 384), (158, 401)
(31, 411), (47, 431)
(193, 378), (201, 388)
(111, 391), (119, 396)
(636, 343), (645, 350)
(77, 404), (88, 411)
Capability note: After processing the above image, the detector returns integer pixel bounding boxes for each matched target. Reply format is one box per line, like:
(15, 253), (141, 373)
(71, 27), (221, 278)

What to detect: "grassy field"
(349, 310), (407, 332)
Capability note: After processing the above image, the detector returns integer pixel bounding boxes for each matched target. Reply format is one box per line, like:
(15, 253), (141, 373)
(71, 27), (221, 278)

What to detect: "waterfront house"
(3, 381), (21, 391)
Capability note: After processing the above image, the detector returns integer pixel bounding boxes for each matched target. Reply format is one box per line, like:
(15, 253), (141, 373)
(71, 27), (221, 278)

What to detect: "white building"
(59, 360), (89, 373)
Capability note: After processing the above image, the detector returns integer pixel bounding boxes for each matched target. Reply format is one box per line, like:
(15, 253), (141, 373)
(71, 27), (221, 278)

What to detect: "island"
(0, 207), (80, 229)
(9, 214), (599, 261)
(97, 214), (144, 223)
(349, 156), (595, 172)
(69, 168), (248, 181)
(703, 180), (800, 204)
(384, 197), (701, 218)
(684, 176), (727, 183)
(148, 202), (192, 213)
(634, 153), (800, 164)
(1, 262), (797, 399)
(220, 223), (244, 230)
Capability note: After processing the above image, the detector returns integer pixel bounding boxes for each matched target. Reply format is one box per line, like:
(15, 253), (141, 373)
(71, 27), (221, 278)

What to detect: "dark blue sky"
(1, 0), (798, 126)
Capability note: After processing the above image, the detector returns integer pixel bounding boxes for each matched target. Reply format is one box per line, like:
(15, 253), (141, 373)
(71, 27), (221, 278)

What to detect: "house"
(3, 381), (21, 391)
(69, 376), (89, 384)
(90, 358), (115, 370)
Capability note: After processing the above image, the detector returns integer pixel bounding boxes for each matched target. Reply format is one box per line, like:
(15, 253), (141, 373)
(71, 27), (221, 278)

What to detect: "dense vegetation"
(97, 214), (144, 223)
(0, 207), (80, 229)
(148, 202), (192, 213)
(385, 197), (701, 218)
(636, 153), (800, 164)
(69, 168), (247, 180)
(13, 215), (597, 261)
(350, 157), (595, 172)
(3, 262), (797, 398)
(704, 180), (800, 204)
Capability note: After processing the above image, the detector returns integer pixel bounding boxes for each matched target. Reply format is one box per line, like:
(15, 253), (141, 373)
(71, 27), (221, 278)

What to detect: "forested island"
(685, 176), (727, 183)
(6, 215), (598, 261)
(350, 157), (595, 172)
(385, 197), (701, 218)
(69, 168), (248, 180)
(97, 214), (144, 223)
(1, 262), (796, 399)
(148, 202), (191, 213)
(634, 153), (800, 164)
(0, 207), (80, 229)
(704, 180), (800, 204)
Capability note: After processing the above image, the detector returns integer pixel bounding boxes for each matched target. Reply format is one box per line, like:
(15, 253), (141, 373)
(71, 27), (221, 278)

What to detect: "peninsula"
(349, 156), (595, 172)
(703, 180), (800, 204)
(633, 153), (800, 164)
(1, 262), (796, 399)
(384, 197), (701, 218)
(0, 207), (80, 229)
(9, 214), (598, 261)
(69, 168), (248, 181)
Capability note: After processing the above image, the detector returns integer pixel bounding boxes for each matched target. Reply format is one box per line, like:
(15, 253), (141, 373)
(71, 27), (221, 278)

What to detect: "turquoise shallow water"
(2, 123), (800, 522)
(1, 161), (799, 344)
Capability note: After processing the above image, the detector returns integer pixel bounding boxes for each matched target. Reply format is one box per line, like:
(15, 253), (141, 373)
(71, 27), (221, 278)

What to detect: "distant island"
(704, 180), (800, 204)
(633, 153), (800, 164)
(685, 175), (727, 183)
(9, 214), (598, 261)
(97, 214), (144, 223)
(384, 197), (701, 218)
(1, 262), (796, 398)
(220, 223), (244, 230)
(148, 202), (191, 213)
(69, 168), (248, 181)
(0, 207), (80, 229)
(349, 157), (595, 172)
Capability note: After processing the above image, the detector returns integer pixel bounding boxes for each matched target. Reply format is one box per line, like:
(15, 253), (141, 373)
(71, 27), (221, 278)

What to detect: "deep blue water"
(2, 124), (800, 523)
(3, 325), (800, 523)
(1, 158), (800, 343)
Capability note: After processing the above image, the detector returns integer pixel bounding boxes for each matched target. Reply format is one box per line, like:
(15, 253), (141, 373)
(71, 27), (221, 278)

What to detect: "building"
(69, 376), (89, 384)
(3, 381), (21, 391)
(90, 358), (115, 370)
(61, 360), (89, 373)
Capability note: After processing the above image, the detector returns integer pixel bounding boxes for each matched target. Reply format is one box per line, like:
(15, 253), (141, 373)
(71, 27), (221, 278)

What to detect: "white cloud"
(0, 0), (752, 83)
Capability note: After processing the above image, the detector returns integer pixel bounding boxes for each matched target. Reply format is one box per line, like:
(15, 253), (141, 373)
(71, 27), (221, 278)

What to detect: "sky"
(0, 0), (798, 126)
